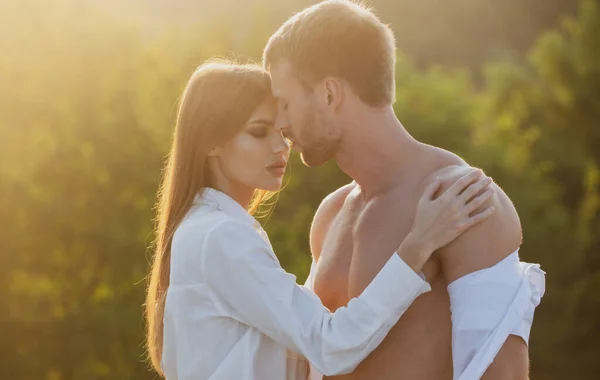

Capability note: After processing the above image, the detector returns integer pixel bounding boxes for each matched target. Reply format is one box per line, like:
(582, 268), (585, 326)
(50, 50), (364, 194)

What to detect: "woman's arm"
(202, 169), (494, 376)
(201, 220), (429, 376)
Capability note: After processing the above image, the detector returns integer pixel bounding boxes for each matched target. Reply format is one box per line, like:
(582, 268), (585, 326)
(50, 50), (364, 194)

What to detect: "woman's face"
(210, 96), (290, 195)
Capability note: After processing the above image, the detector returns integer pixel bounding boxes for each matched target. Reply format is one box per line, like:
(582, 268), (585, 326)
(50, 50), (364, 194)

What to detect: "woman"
(145, 61), (495, 380)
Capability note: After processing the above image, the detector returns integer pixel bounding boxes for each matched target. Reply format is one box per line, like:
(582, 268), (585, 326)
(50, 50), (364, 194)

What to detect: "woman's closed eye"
(247, 125), (269, 139)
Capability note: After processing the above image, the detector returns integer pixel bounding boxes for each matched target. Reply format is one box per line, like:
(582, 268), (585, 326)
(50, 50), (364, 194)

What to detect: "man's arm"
(432, 165), (528, 379)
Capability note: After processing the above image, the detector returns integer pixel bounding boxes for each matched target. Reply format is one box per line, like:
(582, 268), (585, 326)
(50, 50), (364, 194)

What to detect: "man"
(263, 1), (545, 379)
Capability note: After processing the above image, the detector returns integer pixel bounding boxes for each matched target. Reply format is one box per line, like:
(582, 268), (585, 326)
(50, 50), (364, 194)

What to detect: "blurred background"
(1, 0), (598, 378)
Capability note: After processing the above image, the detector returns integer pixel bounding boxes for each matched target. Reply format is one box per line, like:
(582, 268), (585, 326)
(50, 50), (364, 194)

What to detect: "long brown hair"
(145, 61), (274, 375)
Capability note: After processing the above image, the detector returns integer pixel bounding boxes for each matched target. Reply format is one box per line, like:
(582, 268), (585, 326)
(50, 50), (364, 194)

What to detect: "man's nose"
(273, 132), (290, 154)
(274, 112), (288, 132)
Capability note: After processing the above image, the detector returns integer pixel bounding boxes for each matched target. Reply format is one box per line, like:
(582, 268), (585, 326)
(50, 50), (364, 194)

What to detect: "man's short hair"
(263, 0), (396, 107)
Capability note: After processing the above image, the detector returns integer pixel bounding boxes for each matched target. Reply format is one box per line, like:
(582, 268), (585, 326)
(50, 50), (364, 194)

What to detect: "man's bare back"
(309, 146), (524, 379)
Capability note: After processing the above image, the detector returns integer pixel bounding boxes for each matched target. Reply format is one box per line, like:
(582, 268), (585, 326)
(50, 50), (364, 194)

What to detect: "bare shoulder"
(309, 182), (356, 262)
(420, 151), (471, 191)
(424, 155), (523, 283)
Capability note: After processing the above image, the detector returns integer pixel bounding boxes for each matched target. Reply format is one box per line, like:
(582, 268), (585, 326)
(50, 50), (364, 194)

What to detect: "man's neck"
(335, 106), (423, 197)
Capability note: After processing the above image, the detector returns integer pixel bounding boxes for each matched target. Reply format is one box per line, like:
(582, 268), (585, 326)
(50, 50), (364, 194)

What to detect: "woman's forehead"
(248, 97), (277, 120)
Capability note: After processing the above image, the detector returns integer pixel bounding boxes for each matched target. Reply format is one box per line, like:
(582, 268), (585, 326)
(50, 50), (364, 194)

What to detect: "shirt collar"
(195, 187), (259, 228)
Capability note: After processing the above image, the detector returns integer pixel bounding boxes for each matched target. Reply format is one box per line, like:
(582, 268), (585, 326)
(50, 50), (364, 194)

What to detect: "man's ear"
(323, 77), (343, 109)
(208, 146), (221, 157)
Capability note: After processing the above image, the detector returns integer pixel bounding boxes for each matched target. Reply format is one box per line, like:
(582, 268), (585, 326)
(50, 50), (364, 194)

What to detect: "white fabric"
(448, 249), (545, 380)
(304, 261), (324, 380)
(161, 188), (432, 380)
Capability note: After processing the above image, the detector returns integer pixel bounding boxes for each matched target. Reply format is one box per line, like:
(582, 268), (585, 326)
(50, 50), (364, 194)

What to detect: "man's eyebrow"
(247, 118), (274, 126)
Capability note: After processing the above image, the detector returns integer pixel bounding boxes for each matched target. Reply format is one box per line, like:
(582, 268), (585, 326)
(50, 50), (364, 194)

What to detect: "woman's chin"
(259, 178), (284, 192)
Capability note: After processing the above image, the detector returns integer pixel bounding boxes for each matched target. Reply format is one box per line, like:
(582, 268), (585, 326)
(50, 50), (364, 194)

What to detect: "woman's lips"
(267, 166), (286, 176)
(267, 162), (287, 176)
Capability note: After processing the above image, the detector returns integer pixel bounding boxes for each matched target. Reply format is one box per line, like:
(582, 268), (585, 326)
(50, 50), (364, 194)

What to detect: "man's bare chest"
(312, 186), (424, 309)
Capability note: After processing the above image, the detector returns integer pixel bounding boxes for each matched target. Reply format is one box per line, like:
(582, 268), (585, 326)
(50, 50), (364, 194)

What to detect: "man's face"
(269, 61), (341, 167)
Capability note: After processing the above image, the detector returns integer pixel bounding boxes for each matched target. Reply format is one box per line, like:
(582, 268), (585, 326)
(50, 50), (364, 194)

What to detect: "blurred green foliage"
(1, 0), (598, 378)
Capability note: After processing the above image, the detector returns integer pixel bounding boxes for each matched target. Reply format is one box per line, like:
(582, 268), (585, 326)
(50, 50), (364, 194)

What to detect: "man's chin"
(300, 150), (330, 167)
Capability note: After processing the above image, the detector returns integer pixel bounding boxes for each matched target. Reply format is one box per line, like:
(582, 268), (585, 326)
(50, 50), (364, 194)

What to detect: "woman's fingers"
(463, 187), (494, 215)
(422, 177), (442, 202)
(446, 169), (483, 197)
(466, 206), (496, 228)
(459, 176), (492, 204)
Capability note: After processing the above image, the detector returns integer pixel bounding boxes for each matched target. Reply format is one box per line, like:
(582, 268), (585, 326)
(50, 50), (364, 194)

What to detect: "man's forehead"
(269, 61), (294, 95)
(270, 60), (293, 76)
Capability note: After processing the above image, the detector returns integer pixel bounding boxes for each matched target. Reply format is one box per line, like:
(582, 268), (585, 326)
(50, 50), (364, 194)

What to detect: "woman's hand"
(396, 169), (495, 272)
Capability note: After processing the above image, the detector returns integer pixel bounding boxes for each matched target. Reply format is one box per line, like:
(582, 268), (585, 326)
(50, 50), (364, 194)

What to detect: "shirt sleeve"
(447, 252), (545, 379)
(201, 220), (431, 376)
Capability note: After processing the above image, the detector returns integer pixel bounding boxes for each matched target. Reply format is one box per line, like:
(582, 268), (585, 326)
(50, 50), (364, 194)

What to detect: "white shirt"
(161, 188), (432, 380)
(448, 250), (545, 379)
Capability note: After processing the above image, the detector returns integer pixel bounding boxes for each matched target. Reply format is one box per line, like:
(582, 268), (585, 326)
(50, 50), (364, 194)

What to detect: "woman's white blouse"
(161, 188), (431, 380)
